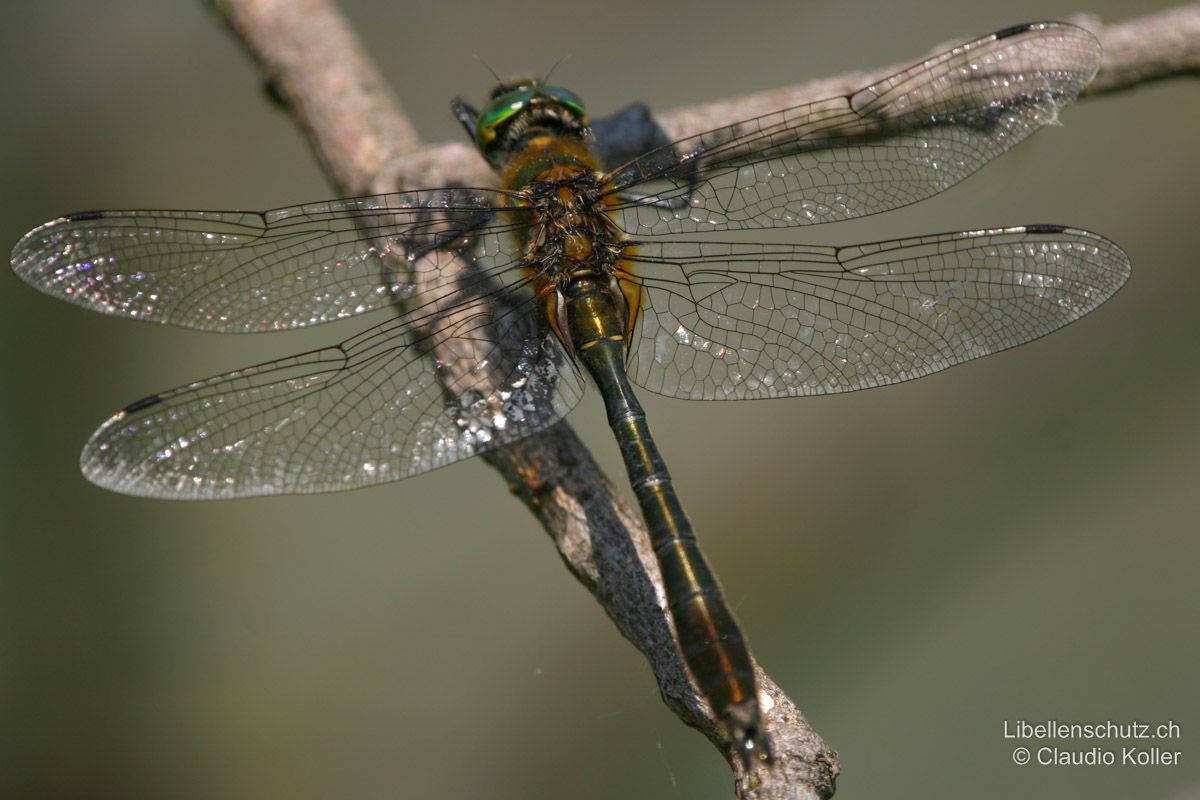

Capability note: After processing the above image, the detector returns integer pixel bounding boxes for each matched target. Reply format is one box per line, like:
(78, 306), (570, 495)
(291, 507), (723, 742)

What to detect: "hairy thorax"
(503, 134), (641, 352)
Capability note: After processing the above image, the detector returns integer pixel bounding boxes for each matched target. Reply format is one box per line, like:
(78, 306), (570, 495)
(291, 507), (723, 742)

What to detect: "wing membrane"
(10, 188), (528, 332)
(607, 22), (1101, 234)
(11, 22), (1129, 498)
(623, 226), (1129, 399)
(82, 275), (585, 498)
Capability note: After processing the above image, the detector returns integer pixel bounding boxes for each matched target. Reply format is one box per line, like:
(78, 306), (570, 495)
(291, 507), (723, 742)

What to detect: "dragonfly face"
(10, 21), (1131, 769)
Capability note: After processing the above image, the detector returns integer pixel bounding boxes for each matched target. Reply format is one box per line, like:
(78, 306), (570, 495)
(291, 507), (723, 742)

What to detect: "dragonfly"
(10, 22), (1129, 767)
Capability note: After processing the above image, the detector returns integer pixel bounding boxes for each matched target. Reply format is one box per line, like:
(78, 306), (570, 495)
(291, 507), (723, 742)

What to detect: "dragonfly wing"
(624, 227), (1129, 400)
(82, 265), (585, 498)
(10, 188), (528, 333)
(606, 22), (1101, 234)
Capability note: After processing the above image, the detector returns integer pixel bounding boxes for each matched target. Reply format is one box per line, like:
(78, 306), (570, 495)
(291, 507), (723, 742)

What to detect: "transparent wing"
(82, 272), (585, 499)
(623, 226), (1129, 399)
(10, 188), (530, 332)
(606, 22), (1101, 234)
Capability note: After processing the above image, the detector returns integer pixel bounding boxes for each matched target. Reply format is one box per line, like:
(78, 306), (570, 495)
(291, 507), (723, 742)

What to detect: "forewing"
(82, 269), (585, 498)
(624, 227), (1129, 399)
(607, 22), (1101, 234)
(10, 188), (529, 332)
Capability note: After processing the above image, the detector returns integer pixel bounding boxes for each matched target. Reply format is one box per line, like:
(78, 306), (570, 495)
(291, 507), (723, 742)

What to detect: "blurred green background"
(2, 2), (1197, 799)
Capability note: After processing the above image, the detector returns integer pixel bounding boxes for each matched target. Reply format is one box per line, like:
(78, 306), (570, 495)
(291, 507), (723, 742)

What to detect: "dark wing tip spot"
(66, 211), (105, 222)
(1024, 223), (1068, 234)
(994, 23), (1034, 41)
(123, 394), (163, 414)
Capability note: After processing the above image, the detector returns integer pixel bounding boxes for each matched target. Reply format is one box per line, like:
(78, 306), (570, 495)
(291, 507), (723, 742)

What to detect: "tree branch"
(212, 2), (1196, 797)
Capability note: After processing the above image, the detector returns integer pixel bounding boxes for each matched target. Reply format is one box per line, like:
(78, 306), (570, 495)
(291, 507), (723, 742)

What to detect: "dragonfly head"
(452, 78), (589, 167)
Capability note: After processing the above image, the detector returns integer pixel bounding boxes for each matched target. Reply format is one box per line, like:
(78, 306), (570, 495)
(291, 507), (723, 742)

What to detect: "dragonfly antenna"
(542, 54), (571, 86)
(472, 54), (503, 85)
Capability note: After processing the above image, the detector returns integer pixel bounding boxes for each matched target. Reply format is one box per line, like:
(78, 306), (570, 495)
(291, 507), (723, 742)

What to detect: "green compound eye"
(541, 86), (588, 124)
(475, 87), (536, 152)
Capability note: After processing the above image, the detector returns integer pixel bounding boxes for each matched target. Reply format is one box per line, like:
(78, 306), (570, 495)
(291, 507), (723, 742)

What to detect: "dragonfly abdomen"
(563, 276), (771, 765)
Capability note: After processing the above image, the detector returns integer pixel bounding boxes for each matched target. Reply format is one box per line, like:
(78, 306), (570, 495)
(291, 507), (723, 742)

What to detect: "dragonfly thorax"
(517, 163), (633, 355)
